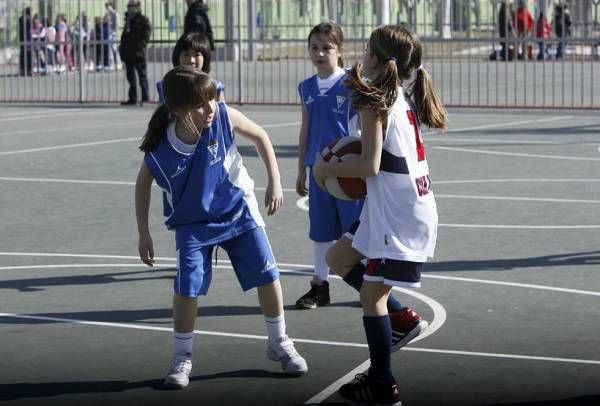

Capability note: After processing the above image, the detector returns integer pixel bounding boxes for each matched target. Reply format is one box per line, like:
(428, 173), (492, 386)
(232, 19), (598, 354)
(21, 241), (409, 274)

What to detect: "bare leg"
(257, 280), (283, 318)
(360, 281), (392, 316)
(325, 236), (365, 278)
(173, 293), (198, 332)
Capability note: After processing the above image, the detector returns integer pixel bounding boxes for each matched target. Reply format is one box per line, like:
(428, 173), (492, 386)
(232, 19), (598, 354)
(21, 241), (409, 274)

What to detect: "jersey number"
(407, 110), (425, 161)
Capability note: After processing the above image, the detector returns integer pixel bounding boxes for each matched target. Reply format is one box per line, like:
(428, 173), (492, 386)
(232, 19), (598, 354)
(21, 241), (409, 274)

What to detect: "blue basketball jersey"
(144, 101), (264, 245)
(156, 79), (225, 105)
(298, 73), (357, 166)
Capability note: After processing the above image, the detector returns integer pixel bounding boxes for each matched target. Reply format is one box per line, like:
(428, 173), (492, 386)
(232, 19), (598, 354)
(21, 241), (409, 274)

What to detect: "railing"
(1, 0), (599, 108)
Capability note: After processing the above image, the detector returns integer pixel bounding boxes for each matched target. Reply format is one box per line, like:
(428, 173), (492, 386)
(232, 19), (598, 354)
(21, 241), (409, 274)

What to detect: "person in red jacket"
(513, 0), (533, 60)
(535, 11), (551, 60)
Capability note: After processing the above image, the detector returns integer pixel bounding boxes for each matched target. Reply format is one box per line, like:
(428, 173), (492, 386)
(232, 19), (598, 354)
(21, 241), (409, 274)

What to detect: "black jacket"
(119, 11), (151, 63)
(183, 1), (214, 50)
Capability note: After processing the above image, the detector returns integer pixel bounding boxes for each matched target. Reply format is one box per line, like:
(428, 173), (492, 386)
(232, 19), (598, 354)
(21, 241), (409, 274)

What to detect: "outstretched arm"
(296, 105), (309, 197)
(227, 106), (283, 215)
(135, 161), (155, 266)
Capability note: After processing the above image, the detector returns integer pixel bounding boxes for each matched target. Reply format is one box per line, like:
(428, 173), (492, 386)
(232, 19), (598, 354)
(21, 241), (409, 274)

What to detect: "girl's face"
(361, 41), (380, 80)
(308, 34), (341, 75)
(179, 50), (204, 70)
(188, 99), (217, 129)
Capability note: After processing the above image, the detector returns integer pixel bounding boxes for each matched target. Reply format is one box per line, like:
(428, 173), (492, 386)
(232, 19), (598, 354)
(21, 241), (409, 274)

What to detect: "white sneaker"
(163, 358), (192, 389)
(266, 335), (308, 375)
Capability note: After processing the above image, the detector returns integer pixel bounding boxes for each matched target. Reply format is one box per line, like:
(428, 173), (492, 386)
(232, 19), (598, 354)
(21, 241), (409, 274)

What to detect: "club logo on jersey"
(336, 95), (346, 109)
(208, 139), (221, 165)
(305, 95), (314, 105)
(171, 162), (187, 178)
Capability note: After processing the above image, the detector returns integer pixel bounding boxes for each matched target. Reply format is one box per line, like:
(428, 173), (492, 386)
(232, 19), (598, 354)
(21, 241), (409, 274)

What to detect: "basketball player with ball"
(296, 22), (427, 354)
(313, 25), (447, 405)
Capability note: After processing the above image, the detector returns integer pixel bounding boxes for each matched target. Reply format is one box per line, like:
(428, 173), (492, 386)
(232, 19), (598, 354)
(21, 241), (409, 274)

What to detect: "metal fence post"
(237, 0), (243, 104)
(77, 0), (84, 103)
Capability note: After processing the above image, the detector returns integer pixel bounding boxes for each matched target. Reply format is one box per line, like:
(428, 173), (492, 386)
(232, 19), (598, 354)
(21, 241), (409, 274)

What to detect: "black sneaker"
(338, 373), (402, 405)
(295, 280), (330, 309)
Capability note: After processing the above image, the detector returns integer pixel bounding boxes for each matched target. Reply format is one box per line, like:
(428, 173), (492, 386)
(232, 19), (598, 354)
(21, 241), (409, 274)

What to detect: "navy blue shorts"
(346, 221), (422, 288)
(174, 227), (279, 297)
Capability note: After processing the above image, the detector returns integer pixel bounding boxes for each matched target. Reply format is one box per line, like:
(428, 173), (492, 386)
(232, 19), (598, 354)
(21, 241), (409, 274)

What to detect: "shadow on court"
(425, 250), (600, 273)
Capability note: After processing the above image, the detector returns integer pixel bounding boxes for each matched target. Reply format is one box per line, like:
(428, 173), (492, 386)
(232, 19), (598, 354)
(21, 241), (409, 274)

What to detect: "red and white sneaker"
(389, 307), (428, 353)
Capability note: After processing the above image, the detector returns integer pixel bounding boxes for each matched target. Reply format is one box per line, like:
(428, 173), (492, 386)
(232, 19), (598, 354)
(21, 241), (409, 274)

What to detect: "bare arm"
(227, 106), (283, 215)
(313, 108), (382, 186)
(135, 161), (155, 266)
(296, 105), (309, 196)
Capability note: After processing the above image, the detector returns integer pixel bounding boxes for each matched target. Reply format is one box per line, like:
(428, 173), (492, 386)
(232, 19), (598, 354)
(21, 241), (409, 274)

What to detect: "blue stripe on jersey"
(298, 73), (356, 166)
(379, 149), (409, 174)
(144, 101), (261, 243)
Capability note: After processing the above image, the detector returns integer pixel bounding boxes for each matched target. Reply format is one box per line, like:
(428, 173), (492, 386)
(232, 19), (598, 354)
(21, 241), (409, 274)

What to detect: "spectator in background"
(105, 1), (122, 70)
(18, 7), (32, 76)
(554, 3), (572, 59)
(535, 11), (551, 60)
(184, 0), (214, 51)
(55, 14), (68, 73)
(496, 1), (514, 61)
(92, 16), (110, 71)
(31, 14), (45, 74)
(119, 0), (151, 105)
(513, 0), (533, 60)
(43, 18), (56, 74)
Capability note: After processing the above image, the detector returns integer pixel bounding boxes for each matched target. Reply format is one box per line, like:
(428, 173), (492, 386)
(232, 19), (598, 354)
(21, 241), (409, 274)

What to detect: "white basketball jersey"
(352, 88), (438, 262)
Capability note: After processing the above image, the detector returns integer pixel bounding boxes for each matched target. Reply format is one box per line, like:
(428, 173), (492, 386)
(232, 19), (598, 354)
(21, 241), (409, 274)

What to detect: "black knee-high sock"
(343, 263), (403, 312)
(363, 315), (393, 380)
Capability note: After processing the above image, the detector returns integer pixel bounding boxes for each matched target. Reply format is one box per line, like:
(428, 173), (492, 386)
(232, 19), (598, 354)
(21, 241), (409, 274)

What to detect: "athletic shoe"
(266, 335), (308, 375)
(163, 358), (192, 389)
(295, 280), (330, 309)
(338, 372), (402, 405)
(389, 307), (428, 353)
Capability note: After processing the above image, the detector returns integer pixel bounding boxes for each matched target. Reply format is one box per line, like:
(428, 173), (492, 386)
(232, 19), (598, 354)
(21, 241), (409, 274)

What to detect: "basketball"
(320, 136), (366, 200)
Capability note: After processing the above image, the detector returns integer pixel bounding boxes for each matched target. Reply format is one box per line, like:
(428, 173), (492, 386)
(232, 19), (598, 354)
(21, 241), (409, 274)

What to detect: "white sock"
(265, 315), (286, 344)
(313, 241), (334, 283)
(173, 331), (194, 360)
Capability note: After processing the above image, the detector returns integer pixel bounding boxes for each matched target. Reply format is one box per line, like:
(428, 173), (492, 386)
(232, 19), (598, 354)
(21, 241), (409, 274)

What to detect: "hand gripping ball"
(320, 136), (366, 200)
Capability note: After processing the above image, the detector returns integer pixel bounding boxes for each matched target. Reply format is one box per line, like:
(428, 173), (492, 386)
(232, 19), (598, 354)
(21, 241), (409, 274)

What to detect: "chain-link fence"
(1, 0), (599, 107)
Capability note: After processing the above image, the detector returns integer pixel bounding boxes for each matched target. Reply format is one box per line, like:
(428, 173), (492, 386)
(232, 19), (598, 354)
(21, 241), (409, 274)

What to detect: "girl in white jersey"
(135, 66), (307, 390)
(296, 21), (429, 355)
(313, 25), (447, 406)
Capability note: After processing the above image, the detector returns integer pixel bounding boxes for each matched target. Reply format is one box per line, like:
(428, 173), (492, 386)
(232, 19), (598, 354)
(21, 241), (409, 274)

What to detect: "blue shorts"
(308, 167), (363, 242)
(174, 226), (279, 297)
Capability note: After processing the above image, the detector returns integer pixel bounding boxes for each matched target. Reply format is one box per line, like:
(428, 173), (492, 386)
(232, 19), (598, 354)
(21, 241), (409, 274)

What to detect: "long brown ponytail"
(345, 25), (446, 130)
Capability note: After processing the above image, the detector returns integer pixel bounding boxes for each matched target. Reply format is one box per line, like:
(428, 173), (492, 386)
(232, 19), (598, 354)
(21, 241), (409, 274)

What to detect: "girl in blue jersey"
(136, 66), (307, 389)
(314, 26), (447, 405)
(296, 21), (426, 353)
(156, 32), (225, 104)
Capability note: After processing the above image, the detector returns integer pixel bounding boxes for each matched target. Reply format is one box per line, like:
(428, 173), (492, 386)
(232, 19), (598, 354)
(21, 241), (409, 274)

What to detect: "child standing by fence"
(135, 66), (307, 389)
(313, 25), (446, 405)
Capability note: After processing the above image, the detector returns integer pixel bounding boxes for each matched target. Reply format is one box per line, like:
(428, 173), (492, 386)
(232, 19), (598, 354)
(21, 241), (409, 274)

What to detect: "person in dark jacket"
(183, 0), (214, 51)
(18, 7), (32, 76)
(554, 3), (572, 59)
(498, 1), (514, 61)
(119, 0), (151, 105)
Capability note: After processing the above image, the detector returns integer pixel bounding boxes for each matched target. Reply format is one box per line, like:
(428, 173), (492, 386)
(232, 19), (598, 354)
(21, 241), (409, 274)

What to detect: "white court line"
(423, 115), (573, 136)
(0, 121), (301, 156)
(2, 120), (147, 137)
(433, 146), (600, 161)
(0, 252), (600, 296)
(0, 138), (139, 156)
(1, 312), (597, 370)
(430, 137), (561, 145)
(439, 223), (600, 229)
(436, 194), (600, 204)
(0, 176), (297, 193)
(435, 179), (600, 185)
(0, 109), (124, 123)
